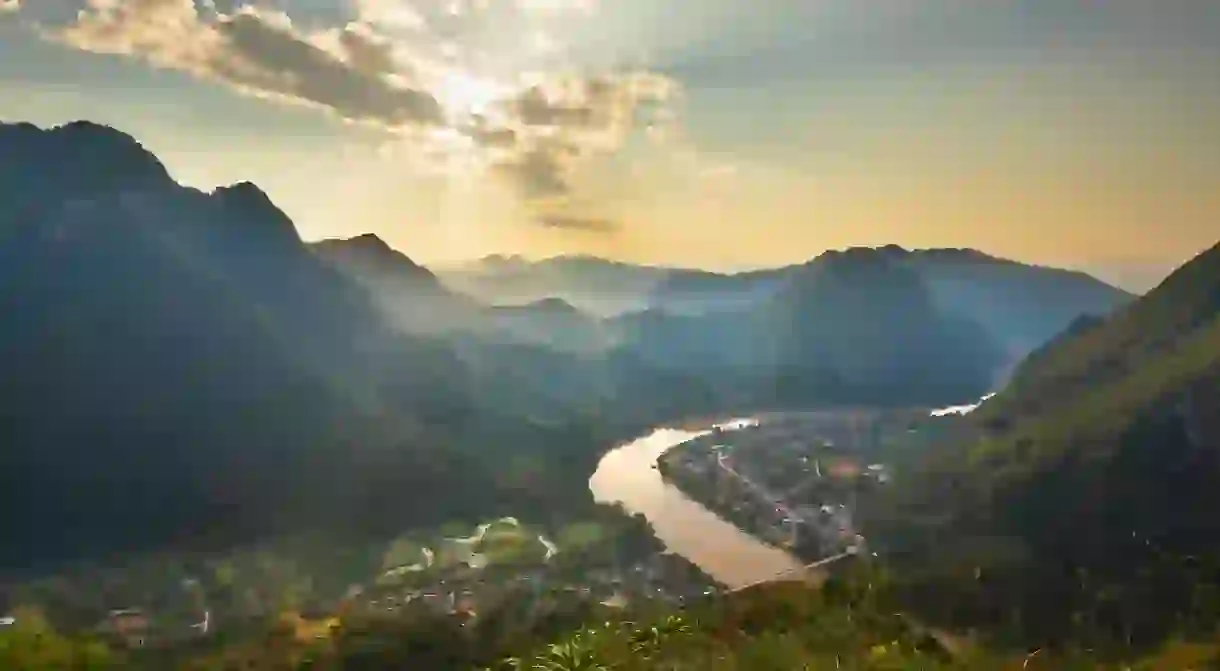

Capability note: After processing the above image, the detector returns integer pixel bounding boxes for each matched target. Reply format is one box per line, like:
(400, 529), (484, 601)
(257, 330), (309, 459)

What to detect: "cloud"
(492, 142), (577, 198)
(462, 116), (517, 148)
(499, 72), (678, 139)
(512, 84), (596, 126)
(353, 0), (427, 32)
(537, 213), (616, 232)
(38, 0), (684, 230)
(485, 71), (680, 201)
(47, 0), (443, 128)
(516, 0), (596, 16)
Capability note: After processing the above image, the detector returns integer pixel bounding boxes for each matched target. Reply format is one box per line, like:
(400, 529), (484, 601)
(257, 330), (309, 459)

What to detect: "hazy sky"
(2, 1), (1218, 287)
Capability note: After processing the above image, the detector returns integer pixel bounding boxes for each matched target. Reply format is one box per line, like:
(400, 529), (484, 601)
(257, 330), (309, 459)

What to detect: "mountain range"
(334, 238), (1133, 403)
(439, 245), (1132, 365)
(0, 119), (1134, 573)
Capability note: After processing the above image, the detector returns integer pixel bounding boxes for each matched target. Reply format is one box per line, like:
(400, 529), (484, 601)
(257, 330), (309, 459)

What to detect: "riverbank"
(649, 408), (938, 567)
(589, 419), (807, 590)
(655, 441), (808, 555)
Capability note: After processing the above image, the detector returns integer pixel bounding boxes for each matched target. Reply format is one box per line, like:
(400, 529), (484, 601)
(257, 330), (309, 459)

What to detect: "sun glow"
(434, 71), (510, 121)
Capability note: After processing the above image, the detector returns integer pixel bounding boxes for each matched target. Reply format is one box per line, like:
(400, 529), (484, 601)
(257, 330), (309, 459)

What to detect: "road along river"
(589, 419), (807, 590)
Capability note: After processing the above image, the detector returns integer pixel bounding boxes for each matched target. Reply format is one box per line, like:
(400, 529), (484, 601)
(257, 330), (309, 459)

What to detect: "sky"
(2, 1), (1218, 289)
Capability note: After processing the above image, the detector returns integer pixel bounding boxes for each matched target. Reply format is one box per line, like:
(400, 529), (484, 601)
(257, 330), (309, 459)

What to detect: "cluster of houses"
(345, 551), (718, 626)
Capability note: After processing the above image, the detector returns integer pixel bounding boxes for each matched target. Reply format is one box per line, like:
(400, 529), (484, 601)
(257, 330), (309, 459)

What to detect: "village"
(2, 516), (721, 652)
(657, 410), (908, 563)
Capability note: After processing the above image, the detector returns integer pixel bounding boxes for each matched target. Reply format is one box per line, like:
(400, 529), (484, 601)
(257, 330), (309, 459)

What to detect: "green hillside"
(872, 239), (1220, 655)
(980, 239), (1220, 433)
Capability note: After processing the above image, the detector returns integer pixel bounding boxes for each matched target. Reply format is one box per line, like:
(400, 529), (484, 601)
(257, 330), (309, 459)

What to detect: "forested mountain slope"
(881, 239), (1220, 651)
(0, 121), (563, 571)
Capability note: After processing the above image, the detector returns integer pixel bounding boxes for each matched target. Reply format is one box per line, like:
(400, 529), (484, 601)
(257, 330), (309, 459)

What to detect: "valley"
(1, 119), (1215, 669)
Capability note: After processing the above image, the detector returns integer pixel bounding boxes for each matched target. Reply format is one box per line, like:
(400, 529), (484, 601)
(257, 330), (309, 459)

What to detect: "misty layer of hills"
(324, 235), (1131, 399)
(0, 120), (1133, 572)
(437, 245), (1130, 357)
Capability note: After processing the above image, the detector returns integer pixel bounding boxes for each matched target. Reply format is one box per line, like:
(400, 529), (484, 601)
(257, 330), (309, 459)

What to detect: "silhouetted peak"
(313, 234), (436, 281)
(213, 180), (271, 204)
(810, 246), (903, 273)
(783, 246), (929, 304)
(0, 119), (172, 193)
(803, 246), (1004, 274)
(347, 233), (393, 253)
(485, 253), (525, 263)
(915, 247), (997, 263)
(212, 181), (301, 244)
(480, 254), (529, 269)
(42, 120), (147, 152)
(528, 297), (580, 313)
(807, 246), (892, 264)
(549, 254), (613, 266)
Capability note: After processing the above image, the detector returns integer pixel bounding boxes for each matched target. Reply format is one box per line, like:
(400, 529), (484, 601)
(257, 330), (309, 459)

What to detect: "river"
(589, 394), (996, 590)
(588, 419), (805, 590)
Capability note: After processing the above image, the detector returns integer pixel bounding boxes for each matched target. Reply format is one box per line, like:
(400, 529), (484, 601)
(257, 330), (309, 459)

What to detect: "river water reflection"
(589, 419), (804, 590)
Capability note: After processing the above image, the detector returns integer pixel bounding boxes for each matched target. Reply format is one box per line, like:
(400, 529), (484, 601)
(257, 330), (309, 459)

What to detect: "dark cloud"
(336, 23), (399, 77)
(487, 72), (678, 207)
(493, 144), (574, 198)
(49, 1), (443, 129)
(213, 12), (442, 125)
(464, 116), (517, 148)
(513, 85), (595, 127)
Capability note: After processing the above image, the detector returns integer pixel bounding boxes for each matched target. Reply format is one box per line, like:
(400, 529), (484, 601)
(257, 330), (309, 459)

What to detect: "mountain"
(437, 254), (703, 316)
(880, 239), (1220, 649)
(312, 233), (485, 335)
(650, 246), (1132, 361)
(444, 248), (1132, 364)
(313, 233), (443, 289)
(608, 246), (1004, 408)
(346, 240), (1004, 406)
(893, 246), (1134, 363)
(767, 247), (1003, 405)
(487, 297), (616, 353)
(0, 121), (556, 571)
(317, 238), (615, 353)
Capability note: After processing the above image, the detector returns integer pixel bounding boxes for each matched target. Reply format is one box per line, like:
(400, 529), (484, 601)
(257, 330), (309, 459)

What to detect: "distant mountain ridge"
(437, 253), (687, 316)
(324, 235), (1130, 411)
(337, 234), (1009, 406)
(441, 246), (1133, 361)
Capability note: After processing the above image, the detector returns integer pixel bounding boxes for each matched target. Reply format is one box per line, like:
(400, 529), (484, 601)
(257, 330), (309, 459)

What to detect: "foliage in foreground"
(7, 573), (1220, 670)
(0, 609), (125, 670)
(489, 573), (1220, 671)
(487, 577), (975, 670)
